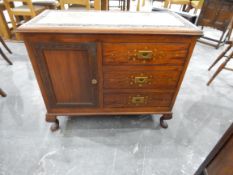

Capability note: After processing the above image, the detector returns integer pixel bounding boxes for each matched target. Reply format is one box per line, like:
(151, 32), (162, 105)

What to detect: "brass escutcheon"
(131, 96), (145, 104)
(137, 50), (153, 60)
(134, 76), (149, 84)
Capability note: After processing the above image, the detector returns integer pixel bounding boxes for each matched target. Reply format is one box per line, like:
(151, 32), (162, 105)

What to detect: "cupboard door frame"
(32, 42), (99, 108)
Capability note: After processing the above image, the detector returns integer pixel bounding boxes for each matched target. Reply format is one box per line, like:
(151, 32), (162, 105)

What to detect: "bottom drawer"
(104, 92), (173, 108)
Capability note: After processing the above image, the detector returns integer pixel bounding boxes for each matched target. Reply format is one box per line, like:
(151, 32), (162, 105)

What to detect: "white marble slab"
(33, 11), (185, 27)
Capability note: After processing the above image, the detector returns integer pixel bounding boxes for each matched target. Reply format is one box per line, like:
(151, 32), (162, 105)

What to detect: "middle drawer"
(103, 66), (182, 90)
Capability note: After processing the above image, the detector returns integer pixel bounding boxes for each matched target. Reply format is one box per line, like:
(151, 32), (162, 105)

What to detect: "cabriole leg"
(46, 114), (59, 132)
(160, 113), (173, 129)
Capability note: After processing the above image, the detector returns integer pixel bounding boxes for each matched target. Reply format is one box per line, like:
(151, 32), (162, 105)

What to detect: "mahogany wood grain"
(103, 67), (181, 89)
(103, 42), (189, 66)
(44, 50), (96, 106)
(32, 42), (99, 108)
(207, 134), (233, 175)
(195, 123), (233, 175)
(0, 2), (11, 39)
(104, 92), (173, 108)
(19, 10), (202, 131)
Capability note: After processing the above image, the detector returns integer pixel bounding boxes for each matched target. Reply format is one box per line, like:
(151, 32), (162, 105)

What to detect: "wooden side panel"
(32, 42), (99, 108)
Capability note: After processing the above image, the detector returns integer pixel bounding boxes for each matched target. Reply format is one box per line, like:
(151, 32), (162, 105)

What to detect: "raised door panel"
(33, 42), (99, 108)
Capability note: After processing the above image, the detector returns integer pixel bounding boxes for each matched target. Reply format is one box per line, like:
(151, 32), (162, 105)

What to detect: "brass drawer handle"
(131, 96), (145, 104)
(137, 50), (153, 60)
(134, 76), (149, 84)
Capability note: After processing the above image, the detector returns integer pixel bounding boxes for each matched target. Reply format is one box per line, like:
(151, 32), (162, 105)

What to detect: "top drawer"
(103, 43), (189, 65)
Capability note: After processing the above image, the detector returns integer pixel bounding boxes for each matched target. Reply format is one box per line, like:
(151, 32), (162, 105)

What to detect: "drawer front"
(103, 68), (181, 89)
(103, 43), (189, 65)
(104, 92), (173, 108)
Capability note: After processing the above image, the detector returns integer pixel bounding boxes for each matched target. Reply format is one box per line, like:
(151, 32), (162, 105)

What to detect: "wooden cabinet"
(195, 123), (233, 175)
(18, 10), (202, 131)
(207, 132), (233, 175)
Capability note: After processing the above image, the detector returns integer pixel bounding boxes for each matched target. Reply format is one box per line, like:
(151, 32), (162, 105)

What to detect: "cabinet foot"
(50, 119), (59, 132)
(160, 113), (172, 129)
(46, 114), (59, 132)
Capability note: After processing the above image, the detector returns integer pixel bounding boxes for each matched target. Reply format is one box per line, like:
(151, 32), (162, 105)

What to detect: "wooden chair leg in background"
(0, 88), (7, 97)
(208, 42), (232, 71)
(0, 36), (13, 65)
(207, 51), (233, 86)
(0, 36), (12, 53)
(0, 36), (12, 54)
(216, 31), (226, 49)
(0, 48), (13, 65)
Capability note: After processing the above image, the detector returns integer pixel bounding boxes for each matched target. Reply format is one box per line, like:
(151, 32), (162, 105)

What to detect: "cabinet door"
(33, 42), (99, 108)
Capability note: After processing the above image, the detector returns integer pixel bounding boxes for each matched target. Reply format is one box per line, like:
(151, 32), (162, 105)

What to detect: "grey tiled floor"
(0, 37), (232, 175)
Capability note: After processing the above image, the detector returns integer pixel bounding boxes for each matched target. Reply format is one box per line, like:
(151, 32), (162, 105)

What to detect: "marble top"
(18, 10), (202, 35)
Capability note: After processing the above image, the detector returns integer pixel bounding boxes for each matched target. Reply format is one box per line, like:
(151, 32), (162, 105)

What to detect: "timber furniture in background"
(184, 0), (204, 14)
(188, 0), (204, 14)
(18, 10), (202, 131)
(152, 7), (197, 24)
(195, 123), (233, 175)
(0, 1), (11, 39)
(163, 0), (190, 10)
(32, 0), (60, 9)
(3, 0), (46, 39)
(196, 0), (233, 49)
(108, 0), (128, 11)
(0, 36), (12, 65)
(0, 0), (59, 39)
(101, 0), (107, 9)
(60, 0), (91, 10)
(207, 40), (233, 86)
(0, 36), (12, 98)
(60, 0), (101, 10)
